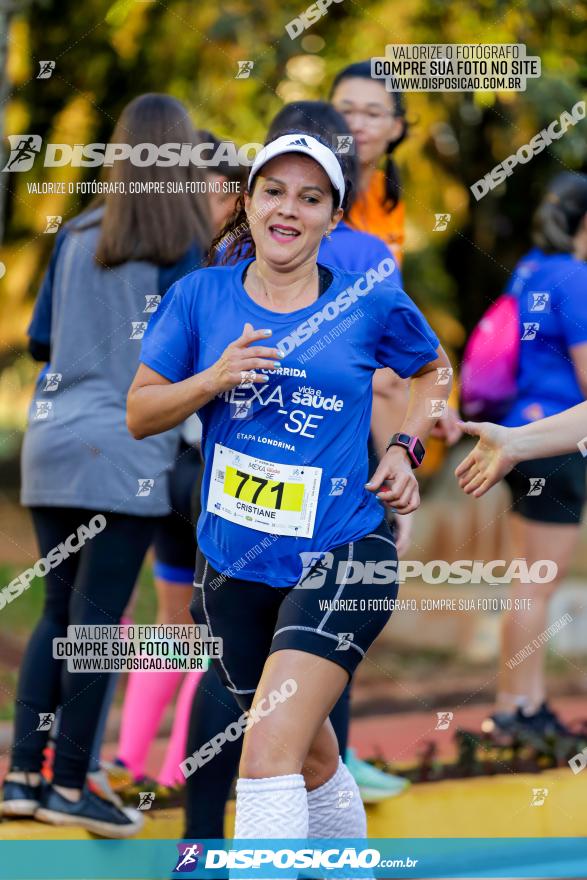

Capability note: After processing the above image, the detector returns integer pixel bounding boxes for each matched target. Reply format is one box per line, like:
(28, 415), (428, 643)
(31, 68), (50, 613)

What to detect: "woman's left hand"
(365, 447), (420, 513)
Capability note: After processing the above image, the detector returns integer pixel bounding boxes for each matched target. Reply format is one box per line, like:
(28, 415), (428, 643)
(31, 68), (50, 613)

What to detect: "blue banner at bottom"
(0, 838), (586, 879)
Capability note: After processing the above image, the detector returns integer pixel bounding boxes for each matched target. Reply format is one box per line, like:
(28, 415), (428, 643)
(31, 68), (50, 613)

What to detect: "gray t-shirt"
(21, 209), (184, 516)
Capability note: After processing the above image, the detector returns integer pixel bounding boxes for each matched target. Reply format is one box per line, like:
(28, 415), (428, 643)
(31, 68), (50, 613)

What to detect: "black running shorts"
(504, 453), (587, 525)
(190, 518), (398, 708)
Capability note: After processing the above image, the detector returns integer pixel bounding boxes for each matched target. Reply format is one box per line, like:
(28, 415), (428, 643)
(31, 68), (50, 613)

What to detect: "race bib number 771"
(207, 444), (322, 538)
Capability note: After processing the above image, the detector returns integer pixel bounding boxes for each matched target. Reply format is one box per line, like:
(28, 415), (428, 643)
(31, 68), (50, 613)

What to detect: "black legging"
(10, 506), (157, 788)
(184, 665), (350, 838)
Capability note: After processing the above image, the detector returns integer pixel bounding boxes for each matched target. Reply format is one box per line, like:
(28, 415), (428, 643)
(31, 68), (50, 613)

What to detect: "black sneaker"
(0, 774), (43, 818)
(514, 702), (573, 738)
(34, 784), (144, 838)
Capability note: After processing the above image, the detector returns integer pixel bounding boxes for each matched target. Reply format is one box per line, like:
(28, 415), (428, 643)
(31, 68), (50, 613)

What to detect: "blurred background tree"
(0, 0), (585, 447)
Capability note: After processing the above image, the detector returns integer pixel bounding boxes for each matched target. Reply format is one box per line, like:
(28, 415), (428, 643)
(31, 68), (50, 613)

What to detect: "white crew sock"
(232, 774), (308, 880)
(234, 773), (309, 839)
(307, 757), (367, 838)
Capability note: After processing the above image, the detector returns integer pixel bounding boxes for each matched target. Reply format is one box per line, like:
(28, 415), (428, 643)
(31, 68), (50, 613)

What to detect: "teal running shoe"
(345, 748), (410, 803)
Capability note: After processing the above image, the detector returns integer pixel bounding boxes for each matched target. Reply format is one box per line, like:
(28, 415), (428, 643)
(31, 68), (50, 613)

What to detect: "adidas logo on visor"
(247, 133), (346, 208)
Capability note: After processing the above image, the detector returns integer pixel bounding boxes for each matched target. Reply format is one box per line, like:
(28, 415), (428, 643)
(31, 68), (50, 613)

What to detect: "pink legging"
(117, 668), (204, 786)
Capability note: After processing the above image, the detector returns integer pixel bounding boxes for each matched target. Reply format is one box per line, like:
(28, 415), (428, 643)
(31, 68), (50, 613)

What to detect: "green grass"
(0, 671), (18, 720)
(0, 562), (157, 636)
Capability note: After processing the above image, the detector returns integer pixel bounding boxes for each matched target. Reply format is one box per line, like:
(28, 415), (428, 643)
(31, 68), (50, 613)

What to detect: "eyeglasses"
(334, 107), (394, 126)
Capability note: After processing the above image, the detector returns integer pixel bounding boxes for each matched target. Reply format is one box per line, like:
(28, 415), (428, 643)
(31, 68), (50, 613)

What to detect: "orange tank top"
(346, 169), (405, 266)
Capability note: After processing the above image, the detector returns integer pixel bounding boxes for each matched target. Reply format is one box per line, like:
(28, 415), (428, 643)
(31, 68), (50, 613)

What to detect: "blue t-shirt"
(318, 221), (402, 284)
(140, 259), (439, 587)
(501, 247), (587, 428)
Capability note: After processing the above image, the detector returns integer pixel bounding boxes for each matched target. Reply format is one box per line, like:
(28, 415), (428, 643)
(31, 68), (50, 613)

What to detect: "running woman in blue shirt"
(128, 133), (451, 842)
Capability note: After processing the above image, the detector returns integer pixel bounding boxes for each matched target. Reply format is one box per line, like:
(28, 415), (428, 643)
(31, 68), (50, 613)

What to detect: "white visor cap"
(247, 134), (345, 208)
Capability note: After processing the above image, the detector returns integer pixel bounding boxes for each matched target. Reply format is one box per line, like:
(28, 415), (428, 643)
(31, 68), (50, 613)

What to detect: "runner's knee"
(302, 724), (340, 790)
(239, 722), (303, 779)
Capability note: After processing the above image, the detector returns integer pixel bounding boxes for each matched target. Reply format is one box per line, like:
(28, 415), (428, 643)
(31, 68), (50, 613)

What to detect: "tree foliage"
(0, 0), (586, 426)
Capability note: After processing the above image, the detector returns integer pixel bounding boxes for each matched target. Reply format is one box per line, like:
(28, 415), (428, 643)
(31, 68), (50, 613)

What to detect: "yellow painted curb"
(0, 769), (583, 841)
(366, 768), (587, 837)
(0, 808), (184, 840)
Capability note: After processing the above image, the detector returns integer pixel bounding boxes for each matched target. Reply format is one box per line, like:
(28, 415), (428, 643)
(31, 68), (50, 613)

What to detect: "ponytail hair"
(207, 193), (254, 265)
(330, 60), (408, 211)
(207, 129), (351, 266)
(532, 172), (587, 254)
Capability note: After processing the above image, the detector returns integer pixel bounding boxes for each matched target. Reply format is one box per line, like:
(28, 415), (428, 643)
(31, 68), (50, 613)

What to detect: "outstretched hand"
(455, 421), (516, 497)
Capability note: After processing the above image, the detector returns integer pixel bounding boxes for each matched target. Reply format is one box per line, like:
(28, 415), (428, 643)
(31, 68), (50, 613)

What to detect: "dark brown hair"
(198, 129), (248, 188)
(532, 172), (587, 254)
(329, 60), (408, 212)
(79, 94), (213, 267)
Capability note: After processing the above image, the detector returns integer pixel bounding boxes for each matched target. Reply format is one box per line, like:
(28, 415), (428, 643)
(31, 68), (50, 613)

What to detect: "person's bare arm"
(127, 364), (216, 439)
(455, 341), (587, 498)
(456, 401), (587, 497)
(127, 323), (282, 439)
(370, 369), (409, 460)
(366, 347), (453, 513)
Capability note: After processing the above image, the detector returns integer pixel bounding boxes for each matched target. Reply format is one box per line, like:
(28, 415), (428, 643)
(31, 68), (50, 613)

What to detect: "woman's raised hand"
(210, 323), (284, 393)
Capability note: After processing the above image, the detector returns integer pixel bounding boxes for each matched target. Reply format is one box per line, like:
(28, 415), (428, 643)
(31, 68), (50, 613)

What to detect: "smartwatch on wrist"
(386, 433), (425, 469)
